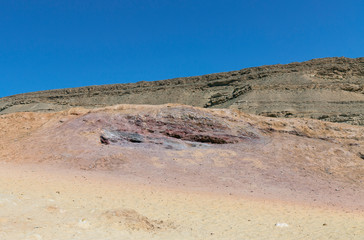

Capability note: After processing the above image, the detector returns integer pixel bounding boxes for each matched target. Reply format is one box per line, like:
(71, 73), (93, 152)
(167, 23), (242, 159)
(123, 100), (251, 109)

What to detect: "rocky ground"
(0, 104), (363, 239)
(1, 57), (364, 125)
(1, 57), (364, 239)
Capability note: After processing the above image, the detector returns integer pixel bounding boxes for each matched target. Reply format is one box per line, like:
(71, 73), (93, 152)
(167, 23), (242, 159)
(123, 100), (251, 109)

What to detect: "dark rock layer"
(99, 107), (260, 147)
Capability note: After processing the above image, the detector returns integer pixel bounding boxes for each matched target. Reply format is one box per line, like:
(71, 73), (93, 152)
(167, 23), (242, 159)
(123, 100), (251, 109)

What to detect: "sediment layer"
(1, 57), (364, 125)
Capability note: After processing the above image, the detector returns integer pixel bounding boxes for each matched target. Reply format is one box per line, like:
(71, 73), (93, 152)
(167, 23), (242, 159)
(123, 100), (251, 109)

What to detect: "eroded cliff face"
(1, 57), (364, 125)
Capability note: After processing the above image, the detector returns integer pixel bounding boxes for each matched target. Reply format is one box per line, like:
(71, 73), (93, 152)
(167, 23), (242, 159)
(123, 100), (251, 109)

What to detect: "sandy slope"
(1, 162), (363, 240)
(0, 104), (363, 239)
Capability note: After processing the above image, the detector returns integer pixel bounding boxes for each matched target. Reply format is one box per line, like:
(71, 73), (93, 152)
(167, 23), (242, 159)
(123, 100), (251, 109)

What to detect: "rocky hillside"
(1, 104), (363, 210)
(1, 57), (363, 125)
(1, 104), (364, 239)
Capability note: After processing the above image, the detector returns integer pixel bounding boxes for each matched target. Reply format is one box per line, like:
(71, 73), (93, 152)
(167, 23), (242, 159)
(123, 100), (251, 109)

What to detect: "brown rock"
(1, 57), (363, 125)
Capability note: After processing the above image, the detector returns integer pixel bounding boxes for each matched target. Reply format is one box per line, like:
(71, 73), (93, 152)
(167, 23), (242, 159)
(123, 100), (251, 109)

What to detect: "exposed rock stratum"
(1, 57), (364, 125)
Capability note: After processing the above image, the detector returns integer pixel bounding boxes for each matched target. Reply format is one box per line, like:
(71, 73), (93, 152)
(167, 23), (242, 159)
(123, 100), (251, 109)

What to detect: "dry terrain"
(1, 57), (364, 125)
(0, 104), (363, 239)
(1, 57), (364, 239)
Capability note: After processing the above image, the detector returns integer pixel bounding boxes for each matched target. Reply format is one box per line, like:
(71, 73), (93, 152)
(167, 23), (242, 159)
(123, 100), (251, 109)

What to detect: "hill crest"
(1, 57), (363, 125)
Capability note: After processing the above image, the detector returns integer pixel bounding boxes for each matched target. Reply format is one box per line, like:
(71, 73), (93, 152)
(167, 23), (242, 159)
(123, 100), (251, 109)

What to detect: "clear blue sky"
(1, 0), (363, 97)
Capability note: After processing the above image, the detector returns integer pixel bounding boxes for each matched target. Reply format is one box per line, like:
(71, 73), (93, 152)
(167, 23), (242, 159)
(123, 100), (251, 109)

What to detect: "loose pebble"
(78, 218), (90, 229)
(275, 222), (289, 228)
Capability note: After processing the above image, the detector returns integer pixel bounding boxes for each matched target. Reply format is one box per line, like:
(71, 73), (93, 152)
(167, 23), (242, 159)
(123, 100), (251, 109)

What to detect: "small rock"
(100, 135), (110, 145)
(275, 222), (289, 228)
(78, 218), (90, 229)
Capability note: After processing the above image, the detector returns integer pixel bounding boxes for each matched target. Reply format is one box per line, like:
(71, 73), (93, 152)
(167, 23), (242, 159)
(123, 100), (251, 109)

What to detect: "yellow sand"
(0, 162), (363, 240)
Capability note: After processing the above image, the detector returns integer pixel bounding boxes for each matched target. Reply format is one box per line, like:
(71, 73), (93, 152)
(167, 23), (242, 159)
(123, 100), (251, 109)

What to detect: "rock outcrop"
(1, 104), (363, 210)
(1, 57), (363, 125)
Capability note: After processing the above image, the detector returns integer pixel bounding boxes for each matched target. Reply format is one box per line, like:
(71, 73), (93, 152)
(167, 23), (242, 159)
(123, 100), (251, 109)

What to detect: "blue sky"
(1, 0), (363, 97)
